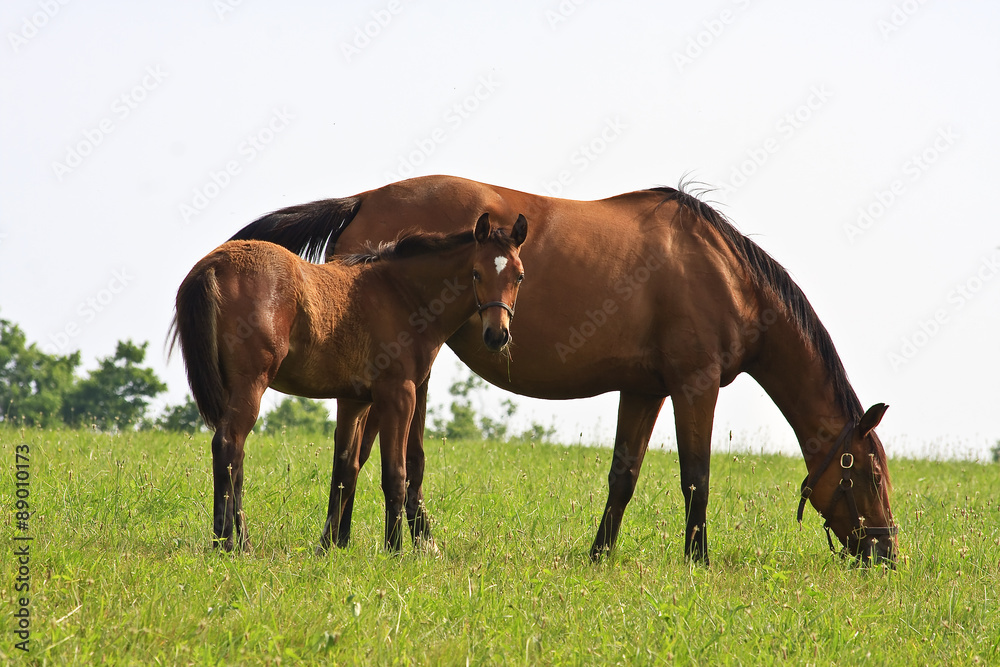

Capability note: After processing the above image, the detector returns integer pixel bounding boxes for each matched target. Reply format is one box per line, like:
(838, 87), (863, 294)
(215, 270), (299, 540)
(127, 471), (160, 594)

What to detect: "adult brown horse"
(230, 175), (898, 565)
(171, 212), (528, 552)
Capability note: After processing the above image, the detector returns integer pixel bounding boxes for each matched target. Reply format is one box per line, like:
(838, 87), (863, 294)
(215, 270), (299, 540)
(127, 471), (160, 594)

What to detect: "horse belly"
(270, 353), (366, 400)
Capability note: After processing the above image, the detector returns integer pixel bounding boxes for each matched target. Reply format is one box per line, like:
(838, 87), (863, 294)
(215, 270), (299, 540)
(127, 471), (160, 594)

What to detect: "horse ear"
(474, 213), (492, 244)
(858, 403), (888, 438)
(511, 214), (528, 247)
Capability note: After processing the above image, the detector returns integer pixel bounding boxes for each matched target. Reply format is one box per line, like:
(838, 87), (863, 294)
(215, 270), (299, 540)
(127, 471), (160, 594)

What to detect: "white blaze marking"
(494, 256), (508, 275)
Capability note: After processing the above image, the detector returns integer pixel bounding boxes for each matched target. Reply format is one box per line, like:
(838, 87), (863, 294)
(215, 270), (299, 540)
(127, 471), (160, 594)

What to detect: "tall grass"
(2, 425), (998, 664)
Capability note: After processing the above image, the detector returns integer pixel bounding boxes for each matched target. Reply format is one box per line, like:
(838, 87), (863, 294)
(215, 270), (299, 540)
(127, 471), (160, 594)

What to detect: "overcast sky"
(2, 2), (997, 459)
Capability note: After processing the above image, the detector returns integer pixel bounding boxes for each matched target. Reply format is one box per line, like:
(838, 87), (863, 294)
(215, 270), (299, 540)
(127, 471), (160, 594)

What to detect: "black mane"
(337, 227), (518, 266)
(649, 185), (865, 424)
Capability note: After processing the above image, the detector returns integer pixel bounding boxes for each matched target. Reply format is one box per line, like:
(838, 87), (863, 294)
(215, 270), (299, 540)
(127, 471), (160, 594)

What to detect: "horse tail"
(228, 195), (363, 263)
(169, 265), (226, 430)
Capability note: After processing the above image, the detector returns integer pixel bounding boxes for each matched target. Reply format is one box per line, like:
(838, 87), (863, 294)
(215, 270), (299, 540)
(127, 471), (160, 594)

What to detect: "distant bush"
(261, 396), (335, 435)
(427, 367), (557, 444)
(157, 396), (205, 433)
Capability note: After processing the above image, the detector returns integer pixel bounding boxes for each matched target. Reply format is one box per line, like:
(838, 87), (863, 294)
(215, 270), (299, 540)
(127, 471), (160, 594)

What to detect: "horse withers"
(171, 212), (527, 552)
(230, 175), (898, 566)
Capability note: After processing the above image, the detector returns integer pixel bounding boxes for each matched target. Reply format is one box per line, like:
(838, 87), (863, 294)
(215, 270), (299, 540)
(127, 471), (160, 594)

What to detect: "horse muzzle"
(478, 300), (515, 352)
(482, 323), (512, 351)
(853, 527), (898, 568)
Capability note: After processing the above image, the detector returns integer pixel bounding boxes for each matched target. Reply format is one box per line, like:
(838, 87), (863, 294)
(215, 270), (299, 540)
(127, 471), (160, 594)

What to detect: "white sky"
(2, 2), (997, 459)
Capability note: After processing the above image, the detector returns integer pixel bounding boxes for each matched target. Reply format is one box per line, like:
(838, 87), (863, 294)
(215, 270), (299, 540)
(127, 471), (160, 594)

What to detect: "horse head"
(799, 403), (898, 566)
(471, 212), (527, 352)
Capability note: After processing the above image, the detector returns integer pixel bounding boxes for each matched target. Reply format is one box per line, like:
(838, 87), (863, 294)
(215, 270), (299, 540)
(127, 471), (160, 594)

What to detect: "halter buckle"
(840, 453), (854, 469)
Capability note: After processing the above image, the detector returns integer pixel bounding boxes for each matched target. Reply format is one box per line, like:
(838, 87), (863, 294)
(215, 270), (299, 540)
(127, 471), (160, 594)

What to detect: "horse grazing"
(171, 212), (528, 552)
(230, 175), (898, 565)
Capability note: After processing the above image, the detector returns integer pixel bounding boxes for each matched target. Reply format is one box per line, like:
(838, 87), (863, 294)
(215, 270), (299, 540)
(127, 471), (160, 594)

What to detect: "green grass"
(2, 425), (999, 665)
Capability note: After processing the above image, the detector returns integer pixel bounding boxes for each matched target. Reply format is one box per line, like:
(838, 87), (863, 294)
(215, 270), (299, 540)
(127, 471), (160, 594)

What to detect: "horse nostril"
(484, 327), (510, 350)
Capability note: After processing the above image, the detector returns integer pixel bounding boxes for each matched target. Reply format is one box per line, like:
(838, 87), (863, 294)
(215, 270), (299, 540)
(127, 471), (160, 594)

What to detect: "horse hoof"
(589, 545), (611, 563)
(414, 537), (441, 557)
(213, 537), (235, 552)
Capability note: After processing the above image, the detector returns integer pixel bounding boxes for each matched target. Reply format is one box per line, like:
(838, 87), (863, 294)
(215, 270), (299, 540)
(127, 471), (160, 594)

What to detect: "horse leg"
(317, 399), (369, 553)
(374, 382), (417, 552)
(211, 425), (241, 551)
(670, 381), (720, 565)
(332, 405), (375, 548)
(590, 392), (665, 561)
(211, 389), (265, 552)
(404, 378), (437, 552)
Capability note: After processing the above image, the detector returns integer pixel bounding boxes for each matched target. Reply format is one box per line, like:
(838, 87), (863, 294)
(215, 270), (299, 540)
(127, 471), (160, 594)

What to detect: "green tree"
(429, 371), (484, 441)
(480, 399), (518, 441)
(62, 340), (166, 430)
(438, 401), (482, 441)
(262, 396), (334, 435)
(428, 368), (559, 444)
(158, 396), (204, 433)
(515, 421), (558, 444)
(0, 317), (80, 427)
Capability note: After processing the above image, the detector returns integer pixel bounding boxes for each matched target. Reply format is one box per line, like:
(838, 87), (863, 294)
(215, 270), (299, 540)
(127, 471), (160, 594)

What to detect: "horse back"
(348, 178), (756, 396)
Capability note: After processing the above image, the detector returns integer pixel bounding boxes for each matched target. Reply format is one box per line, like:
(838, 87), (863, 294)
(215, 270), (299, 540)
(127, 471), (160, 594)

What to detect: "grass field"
(2, 425), (999, 665)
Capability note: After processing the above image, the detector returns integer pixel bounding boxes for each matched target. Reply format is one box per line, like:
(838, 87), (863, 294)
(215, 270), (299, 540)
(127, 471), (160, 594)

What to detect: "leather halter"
(797, 421), (898, 556)
(472, 275), (516, 319)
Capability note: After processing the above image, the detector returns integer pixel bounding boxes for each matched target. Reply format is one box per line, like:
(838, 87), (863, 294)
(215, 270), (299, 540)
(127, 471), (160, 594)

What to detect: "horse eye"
(517, 273), (524, 284)
(473, 270), (481, 281)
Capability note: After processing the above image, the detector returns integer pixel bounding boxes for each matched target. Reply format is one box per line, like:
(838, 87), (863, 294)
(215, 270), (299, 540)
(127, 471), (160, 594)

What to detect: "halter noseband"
(797, 421), (898, 556)
(472, 275), (516, 319)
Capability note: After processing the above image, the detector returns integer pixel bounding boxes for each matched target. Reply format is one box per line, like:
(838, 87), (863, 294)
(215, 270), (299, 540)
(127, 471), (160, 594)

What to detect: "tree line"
(0, 315), (556, 442)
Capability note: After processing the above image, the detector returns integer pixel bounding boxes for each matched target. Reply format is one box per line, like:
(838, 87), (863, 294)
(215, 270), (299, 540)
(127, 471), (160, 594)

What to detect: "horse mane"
(653, 184), (892, 483)
(649, 184), (868, 429)
(337, 227), (518, 266)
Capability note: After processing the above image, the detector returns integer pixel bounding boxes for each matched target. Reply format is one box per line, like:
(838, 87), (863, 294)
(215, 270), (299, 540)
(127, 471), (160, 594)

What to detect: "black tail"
(169, 267), (226, 430)
(228, 196), (363, 263)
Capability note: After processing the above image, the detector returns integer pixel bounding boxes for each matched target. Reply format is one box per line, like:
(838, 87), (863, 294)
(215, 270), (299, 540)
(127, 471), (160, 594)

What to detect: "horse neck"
(747, 311), (860, 462)
(374, 245), (477, 338)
